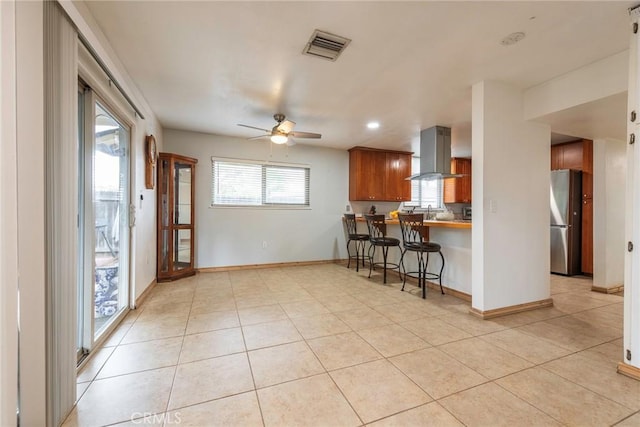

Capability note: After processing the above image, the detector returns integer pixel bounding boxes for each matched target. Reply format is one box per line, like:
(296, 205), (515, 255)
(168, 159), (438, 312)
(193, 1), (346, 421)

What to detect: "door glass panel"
(93, 103), (129, 338)
(77, 87), (85, 360)
(175, 165), (191, 225)
(174, 229), (191, 270)
(160, 158), (170, 228)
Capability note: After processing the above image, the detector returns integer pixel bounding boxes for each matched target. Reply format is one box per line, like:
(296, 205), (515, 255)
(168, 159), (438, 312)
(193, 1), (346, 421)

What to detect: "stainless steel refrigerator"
(550, 169), (582, 275)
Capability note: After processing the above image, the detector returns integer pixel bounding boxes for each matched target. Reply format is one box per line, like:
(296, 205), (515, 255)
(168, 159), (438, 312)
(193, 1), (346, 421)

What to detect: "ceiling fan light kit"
(270, 133), (288, 144)
(238, 113), (322, 146)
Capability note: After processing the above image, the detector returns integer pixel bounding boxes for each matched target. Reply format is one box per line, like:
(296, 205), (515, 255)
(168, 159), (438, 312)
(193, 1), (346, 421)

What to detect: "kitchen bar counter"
(356, 217), (471, 229)
(350, 216), (472, 296)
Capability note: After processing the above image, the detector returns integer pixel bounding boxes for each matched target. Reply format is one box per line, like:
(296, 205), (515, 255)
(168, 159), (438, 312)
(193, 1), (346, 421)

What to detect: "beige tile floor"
(63, 264), (639, 426)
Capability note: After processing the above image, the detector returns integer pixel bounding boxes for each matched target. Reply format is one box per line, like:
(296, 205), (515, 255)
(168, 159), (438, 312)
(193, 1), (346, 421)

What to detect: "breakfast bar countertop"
(355, 217), (472, 229)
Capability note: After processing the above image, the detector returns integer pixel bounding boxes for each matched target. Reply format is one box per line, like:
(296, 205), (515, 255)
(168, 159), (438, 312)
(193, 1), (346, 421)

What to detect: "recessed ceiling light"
(500, 32), (526, 46)
(367, 121), (380, 129)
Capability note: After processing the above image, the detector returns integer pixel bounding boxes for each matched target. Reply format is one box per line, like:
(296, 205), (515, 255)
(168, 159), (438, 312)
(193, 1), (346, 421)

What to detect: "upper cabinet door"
(550, 140), (584, 171)
(443, 158), (472, 203)
(349, 147), (413, 201)
(384, 152), (412, 201)
(349, 149), (384, 200)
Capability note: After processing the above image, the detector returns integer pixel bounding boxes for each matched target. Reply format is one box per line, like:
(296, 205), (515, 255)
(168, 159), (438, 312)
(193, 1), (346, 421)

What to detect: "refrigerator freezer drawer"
(550, 225), (568, 274)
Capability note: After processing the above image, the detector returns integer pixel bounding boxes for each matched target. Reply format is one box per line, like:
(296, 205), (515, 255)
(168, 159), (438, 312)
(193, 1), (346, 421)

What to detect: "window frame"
(403, 156), (445, 210)
(211, 157), (311, 209)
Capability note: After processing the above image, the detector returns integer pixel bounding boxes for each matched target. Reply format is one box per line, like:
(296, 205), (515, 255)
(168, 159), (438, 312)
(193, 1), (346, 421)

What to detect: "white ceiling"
(83, 1), (633, 156)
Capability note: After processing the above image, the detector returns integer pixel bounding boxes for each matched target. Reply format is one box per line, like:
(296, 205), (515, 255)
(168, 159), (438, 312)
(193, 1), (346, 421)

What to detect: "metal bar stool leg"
(423, 252), (430, 299)
(361, 241), (368, 269)
(400, 249), (407, 291)
(382, 245), (389, 284)
(368, 244), (376, 278)
(438, 250), (445, 294)
(354, 240), (361, 272)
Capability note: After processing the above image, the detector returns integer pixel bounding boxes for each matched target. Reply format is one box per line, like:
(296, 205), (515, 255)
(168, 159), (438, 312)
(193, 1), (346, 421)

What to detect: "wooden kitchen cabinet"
(384, 152), (412, 201)
(551, 140), (583, 170)
(349, 147), (412, 201)
(443, 158), (472, 203)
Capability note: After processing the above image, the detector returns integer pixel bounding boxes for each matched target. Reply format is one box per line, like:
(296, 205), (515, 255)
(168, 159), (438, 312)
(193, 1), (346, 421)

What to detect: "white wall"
(524, 51), (628, 120)
(16, 1), (46, 424)
(0, 1), (19, 424)
(472, 80), (551, 313)
(164, 129), (349, 268)
(593, 138), (626, 290)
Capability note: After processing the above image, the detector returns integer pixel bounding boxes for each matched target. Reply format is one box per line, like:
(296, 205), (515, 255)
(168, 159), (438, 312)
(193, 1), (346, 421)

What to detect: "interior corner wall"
(472, 80), (551, 312)
(624, 10), (640, 370)
(1, 0), (19, 425)
(163, 129), (349, 268)
(593, 138), (626, 290)
(16, 0), (46, 424)
(523, 50), (628, 120)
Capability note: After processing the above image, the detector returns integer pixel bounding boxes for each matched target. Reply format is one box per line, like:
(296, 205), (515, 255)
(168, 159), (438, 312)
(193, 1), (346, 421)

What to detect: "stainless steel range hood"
(407, 126), (463, 180)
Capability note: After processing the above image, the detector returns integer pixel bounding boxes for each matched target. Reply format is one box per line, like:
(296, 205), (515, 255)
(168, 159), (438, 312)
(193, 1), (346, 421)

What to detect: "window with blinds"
(212, 157), (310, 207)
(404, 157), (444, 209)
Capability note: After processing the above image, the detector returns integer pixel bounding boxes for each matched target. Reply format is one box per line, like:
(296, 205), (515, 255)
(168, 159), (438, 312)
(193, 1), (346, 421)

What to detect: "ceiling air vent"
(303, 30), (351, 61)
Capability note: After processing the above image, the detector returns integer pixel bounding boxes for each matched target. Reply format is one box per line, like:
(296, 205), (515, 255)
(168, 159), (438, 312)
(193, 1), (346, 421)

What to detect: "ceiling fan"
(237, 113), (321, 145)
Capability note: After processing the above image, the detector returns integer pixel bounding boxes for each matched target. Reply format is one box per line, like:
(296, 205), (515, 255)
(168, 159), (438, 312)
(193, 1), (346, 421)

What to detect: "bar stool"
(364, 214), (402, 284)
(398, 213), (445, 298)
(343, 213), (369, 272)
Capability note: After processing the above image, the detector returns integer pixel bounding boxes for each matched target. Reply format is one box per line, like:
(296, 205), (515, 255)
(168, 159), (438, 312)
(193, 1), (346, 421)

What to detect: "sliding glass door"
(77, 85), (131, 360)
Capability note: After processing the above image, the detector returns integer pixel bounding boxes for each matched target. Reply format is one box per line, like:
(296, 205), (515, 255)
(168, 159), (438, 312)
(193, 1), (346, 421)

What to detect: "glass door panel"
(77, 85), (131, 362)
(158, 157), (170, 275)
(92, 102), (129, 339)
(175, 165), (192, 225)
(77, 86), (86, 362)
(174, 229), (191, 270)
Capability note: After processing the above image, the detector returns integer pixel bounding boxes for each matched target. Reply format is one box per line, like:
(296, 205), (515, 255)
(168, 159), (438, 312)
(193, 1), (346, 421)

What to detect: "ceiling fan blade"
(277, 120), (296, 134)
(286, 138), (297, 147)
(289, 131), (321, 139)
(237, 123), (270, 133)
(248, 134), (270, 140)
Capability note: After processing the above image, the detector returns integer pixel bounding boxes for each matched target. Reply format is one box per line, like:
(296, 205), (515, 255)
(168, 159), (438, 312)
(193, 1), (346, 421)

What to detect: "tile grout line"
(232, 272), (268, 427)
(490, 375), (567, 426)
(161, 275), (197, 421)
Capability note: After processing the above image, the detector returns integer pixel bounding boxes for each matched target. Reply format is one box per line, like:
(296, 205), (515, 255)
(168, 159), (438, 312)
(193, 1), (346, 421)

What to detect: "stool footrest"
(403, 270), (440, 282)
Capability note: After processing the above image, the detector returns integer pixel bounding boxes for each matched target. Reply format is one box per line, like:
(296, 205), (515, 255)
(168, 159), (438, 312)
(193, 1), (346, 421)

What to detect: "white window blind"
(405, 157), (443, 208)
(212, 158), (310, 207)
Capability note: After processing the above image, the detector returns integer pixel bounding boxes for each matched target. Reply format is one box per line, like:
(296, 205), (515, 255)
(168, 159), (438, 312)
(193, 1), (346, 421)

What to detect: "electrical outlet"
(262, 241), (267, 249)
(489, 199), (497, 213)
(345, 204), (351, 212)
